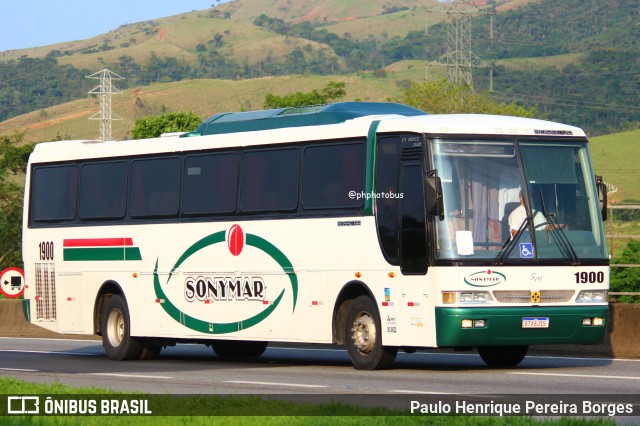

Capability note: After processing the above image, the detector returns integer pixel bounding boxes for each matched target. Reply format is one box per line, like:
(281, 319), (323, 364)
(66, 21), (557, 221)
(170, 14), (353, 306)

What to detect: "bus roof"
(377, 113), (587, 137)
(189, 102), (427, 136)
(28, 104), (587, 164)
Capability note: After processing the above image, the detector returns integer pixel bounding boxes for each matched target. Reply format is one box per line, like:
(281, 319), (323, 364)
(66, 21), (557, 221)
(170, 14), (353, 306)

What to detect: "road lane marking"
(88, 373), (174, 379)
(0, 368), (39, 372)
(509, 372), (640, 380)
(0, 349), (100, 356)
(225, 380), (328, 388)
(390, 390), (457, 394)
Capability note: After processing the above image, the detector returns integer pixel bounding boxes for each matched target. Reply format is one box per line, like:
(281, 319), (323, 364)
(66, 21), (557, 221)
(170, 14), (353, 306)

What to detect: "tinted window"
(130, 158), (180, 217)
(79, 162), (127, 220)
(31, 165), (78, 222)
(183, 153), (238, 215)
(400, 163), (428, 274)
(240, 149), (299, 212)
(375, 137), (400, 263)
(303, 143), (365, 210)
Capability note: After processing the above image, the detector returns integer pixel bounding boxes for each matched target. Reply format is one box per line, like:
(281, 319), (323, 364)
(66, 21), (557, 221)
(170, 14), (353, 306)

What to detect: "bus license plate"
(522, 317), (549, 328)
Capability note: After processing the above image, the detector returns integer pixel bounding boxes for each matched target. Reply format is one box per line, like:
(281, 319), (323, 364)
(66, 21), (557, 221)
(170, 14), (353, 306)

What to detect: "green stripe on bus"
(364, 120), (380, 216)
(63, 247), (142, 261)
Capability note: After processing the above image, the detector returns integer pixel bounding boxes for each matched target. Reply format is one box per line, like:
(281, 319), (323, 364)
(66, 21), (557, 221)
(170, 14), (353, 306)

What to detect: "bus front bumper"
(435, 305), (609, 347)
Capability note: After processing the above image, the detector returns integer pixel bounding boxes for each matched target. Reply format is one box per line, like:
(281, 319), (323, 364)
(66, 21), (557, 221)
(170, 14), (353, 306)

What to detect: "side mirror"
(596, 175), (607, 221)
(425, 170), (444, 220)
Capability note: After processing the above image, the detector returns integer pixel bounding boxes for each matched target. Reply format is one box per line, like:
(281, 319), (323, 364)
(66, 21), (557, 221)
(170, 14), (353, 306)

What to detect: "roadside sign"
(0, 267), (25, 298)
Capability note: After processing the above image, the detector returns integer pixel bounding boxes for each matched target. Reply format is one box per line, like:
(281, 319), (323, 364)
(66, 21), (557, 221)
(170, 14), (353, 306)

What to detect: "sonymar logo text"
(464, 269), (506, 287)
(184, 276), (266, 302)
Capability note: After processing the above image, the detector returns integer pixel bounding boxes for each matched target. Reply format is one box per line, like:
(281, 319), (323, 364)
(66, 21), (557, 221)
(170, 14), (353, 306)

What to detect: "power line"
(87, 69), (125, 141)
(426, 0), (494, 90)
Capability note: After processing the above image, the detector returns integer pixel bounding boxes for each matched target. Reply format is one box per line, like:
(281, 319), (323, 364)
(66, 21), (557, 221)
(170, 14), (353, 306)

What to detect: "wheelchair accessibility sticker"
(519, 243), (534, 258)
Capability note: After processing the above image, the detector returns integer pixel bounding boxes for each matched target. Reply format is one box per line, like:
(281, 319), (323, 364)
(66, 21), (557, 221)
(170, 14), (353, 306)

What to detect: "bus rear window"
(30, 165), (78, 223)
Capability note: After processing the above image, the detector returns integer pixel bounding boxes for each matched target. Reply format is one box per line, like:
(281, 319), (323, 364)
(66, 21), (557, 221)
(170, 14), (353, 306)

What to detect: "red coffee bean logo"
(228, 224), (244, 256)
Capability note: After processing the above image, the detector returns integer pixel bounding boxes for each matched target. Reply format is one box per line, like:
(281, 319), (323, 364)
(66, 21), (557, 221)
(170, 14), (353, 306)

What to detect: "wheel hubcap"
(107, 309), (124, 348)
(351, 312), (376, 354)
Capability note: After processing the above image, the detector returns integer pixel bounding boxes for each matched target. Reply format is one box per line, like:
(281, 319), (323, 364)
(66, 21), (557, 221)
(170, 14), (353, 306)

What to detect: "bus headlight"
(576, 290), (607, 303)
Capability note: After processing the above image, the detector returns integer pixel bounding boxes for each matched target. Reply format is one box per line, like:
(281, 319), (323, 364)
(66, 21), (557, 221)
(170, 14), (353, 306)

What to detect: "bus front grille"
(492, 290), (575, 304)
(34, 263), (57, 320)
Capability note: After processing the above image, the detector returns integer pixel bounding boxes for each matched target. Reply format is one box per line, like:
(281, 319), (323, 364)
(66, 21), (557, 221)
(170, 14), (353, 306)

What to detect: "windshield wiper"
(541, 213), (579, 265)
(538, 192), (579, 265)
(494, 191), (580, 265)
(494, 217), (529, 265)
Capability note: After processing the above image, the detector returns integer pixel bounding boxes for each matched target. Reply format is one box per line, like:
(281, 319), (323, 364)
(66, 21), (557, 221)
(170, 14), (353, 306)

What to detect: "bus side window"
(129, 157), (181, 218)
(30, 165), (78, 223)
(79, 161), (127, 220)
(302, 142), (365, 210)
(183, 153), (239, 216)
(240, 148), (299, 213)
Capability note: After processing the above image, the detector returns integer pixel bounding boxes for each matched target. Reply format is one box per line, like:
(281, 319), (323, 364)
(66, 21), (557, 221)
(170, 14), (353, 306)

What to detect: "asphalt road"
(1, 337), (639, 397)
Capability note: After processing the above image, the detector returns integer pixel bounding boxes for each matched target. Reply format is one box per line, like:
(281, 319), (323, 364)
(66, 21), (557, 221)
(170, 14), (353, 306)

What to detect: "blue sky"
(0, 0), (232, 52)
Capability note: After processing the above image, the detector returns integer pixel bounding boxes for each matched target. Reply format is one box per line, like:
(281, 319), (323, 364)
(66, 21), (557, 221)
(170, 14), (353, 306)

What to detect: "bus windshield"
(431, 138), (608, 263)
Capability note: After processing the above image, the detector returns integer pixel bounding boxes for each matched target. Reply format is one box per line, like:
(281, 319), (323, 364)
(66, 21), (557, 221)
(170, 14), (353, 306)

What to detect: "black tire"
(101, 295), (143, 361)
(478, 345), (528, 368)
(346, 295), (397, 370)
(212, 340), (268, 358)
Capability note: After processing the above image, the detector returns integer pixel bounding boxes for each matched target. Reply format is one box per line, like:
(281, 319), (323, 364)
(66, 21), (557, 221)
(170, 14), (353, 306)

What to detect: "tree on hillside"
(263, 81), (346, 108)
(131, 111), (202, 139)
(392, 79), (541, 117)
(0, 132), (35, 270)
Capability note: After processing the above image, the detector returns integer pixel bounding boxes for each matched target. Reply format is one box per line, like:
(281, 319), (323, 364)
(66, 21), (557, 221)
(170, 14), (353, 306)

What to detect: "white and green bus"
(22, 102), (609, 370)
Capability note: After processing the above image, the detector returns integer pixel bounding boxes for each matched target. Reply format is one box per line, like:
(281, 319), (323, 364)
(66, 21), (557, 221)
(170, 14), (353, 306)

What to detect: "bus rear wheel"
(478, 345), (528, 368)
(346, 295), (397, 370)
(101, 295), (143, 361)
(212, 340), (268, 359)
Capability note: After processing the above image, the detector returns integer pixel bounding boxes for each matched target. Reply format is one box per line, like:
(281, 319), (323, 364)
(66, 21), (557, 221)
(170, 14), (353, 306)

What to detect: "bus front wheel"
(478, 345), (528, 368)
(101, 295), (143, 361)
(346, 295), (397, 370)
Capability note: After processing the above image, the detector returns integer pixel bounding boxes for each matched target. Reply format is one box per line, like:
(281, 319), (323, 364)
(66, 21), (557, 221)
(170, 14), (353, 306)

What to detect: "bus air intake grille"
(492, 290), (574, 304)
(35, 262), (57, 320)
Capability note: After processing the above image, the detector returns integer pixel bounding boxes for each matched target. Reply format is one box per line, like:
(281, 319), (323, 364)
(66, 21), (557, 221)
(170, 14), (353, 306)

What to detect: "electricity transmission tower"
(426, 0), (494, 90)
(87, 69), (125, 141)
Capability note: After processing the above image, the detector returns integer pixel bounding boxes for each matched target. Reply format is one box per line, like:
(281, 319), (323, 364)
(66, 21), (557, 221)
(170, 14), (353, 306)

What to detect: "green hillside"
(0, 73), (416, 143)
(590, 130), (640, 203)
(2, 0), (638, 136)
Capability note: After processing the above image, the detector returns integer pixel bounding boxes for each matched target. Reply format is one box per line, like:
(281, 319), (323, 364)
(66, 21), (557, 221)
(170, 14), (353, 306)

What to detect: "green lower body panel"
(435, 305), (608, 347)
(22, 299), (31, 322)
